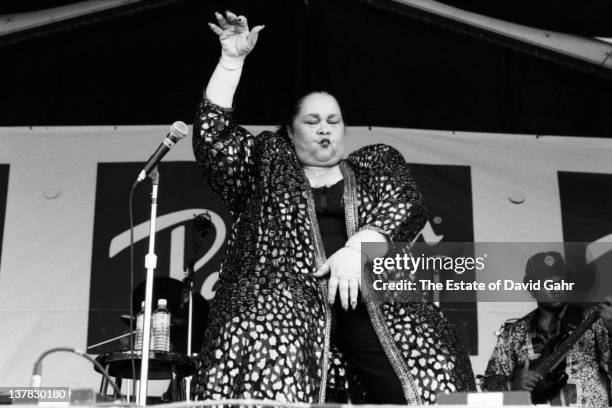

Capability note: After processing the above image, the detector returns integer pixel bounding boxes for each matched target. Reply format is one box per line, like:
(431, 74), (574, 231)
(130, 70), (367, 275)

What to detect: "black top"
(312, 179), (347, 256)
(312, 179), (379, 351)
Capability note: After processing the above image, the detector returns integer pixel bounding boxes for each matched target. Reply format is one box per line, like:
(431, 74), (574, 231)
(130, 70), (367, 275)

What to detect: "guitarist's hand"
(513, 358), (542, 391)
(599, 296), (612, 334)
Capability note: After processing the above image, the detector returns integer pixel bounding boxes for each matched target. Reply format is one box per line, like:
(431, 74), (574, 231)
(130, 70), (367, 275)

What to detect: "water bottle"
(151, 298), (171, 352)
(134, 301), (145, 352)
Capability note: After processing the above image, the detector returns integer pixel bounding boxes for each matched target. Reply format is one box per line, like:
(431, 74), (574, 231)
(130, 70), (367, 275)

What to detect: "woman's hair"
(276, 90), (344, 143)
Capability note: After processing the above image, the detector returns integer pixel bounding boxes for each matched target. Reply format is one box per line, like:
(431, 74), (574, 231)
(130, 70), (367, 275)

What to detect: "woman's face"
(289, 93), (345, 167)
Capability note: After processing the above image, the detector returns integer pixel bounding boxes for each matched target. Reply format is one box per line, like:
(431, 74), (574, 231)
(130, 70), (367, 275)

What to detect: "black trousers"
(331, 300), (407, 404)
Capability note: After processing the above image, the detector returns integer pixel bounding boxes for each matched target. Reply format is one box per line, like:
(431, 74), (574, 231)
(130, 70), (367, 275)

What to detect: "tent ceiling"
(3, 0), (611, 77)
(4, 0), (612, 36)
(436, 0), (612, 37)
(0, 1), (78, 14)
(1, 0), (611, 137)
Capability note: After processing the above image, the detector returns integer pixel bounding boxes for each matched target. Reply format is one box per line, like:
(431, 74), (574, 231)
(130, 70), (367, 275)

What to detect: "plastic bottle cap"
(158, 298), (167, 307)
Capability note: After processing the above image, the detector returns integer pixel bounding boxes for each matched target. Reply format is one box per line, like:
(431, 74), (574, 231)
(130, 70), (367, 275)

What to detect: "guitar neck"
(536, 311), (599, 374)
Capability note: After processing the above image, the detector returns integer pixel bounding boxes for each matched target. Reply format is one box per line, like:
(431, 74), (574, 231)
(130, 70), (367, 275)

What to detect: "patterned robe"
(482, 306), (612, 407)
(192, 96), (476, 404)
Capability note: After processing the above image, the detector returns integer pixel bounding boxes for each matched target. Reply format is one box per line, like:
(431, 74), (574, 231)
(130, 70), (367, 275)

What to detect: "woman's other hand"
(209, 11), (264, 62)
(313, 247), (365, 311)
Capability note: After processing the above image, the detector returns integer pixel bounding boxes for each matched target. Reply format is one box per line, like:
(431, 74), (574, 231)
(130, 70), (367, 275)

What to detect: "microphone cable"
(31, 347), (122, 398)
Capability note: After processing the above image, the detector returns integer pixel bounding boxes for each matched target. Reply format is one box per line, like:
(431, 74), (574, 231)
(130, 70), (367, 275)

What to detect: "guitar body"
(531, 366), (568, 404)
(526, 306), (600, 404)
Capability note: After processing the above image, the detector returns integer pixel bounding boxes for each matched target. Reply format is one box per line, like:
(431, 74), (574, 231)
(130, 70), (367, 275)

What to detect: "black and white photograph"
(1, 0), (612, 407)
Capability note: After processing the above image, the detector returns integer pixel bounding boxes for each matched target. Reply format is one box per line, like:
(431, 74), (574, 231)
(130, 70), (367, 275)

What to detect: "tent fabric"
(1, 0), (611, 138)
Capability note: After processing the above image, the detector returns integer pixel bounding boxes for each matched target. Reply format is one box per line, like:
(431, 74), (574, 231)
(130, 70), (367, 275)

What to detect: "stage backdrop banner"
(1, 125), (612, 391)
(87, 163), (477, 357)
(559, 171), (612, 303)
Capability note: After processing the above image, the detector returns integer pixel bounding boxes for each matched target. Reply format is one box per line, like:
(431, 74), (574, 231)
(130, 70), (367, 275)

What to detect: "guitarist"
(482, 251), (612, 406)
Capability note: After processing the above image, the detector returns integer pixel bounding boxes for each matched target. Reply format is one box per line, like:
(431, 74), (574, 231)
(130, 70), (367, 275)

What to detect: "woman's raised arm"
(205, 11), (264, 107)
(192, 12), (264, 216)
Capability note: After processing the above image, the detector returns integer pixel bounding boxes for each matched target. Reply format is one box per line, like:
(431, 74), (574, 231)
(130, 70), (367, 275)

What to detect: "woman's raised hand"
(209, 11), (264, 61)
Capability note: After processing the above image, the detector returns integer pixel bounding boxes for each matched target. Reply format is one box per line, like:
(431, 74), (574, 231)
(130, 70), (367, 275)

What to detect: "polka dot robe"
(192, 97), (476, 404)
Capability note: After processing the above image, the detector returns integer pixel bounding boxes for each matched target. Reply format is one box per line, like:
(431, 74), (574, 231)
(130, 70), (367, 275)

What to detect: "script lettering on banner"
(87, 162), (230, 354)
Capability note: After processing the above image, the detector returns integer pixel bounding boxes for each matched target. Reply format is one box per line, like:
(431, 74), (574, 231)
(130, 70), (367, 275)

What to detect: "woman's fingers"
(236, 15), (248, 29)
(215, 11), (229, 29)
(251, 25), (265, 34)
(339, 280), (349, 310)
(247, 25), (264, 47)
(246, 27), (262, 48)
(349, 278), (359, 310)
(208, 22), (223, 36)
(328, 277), (339, 304)
(224, 10), (238, 24)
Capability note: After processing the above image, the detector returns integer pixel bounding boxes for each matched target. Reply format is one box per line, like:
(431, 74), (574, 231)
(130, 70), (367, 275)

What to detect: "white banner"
(1, 124), (611, 392)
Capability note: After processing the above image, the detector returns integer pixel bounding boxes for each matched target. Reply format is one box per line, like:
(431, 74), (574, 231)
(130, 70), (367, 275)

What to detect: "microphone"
(135, 121), (188, 184)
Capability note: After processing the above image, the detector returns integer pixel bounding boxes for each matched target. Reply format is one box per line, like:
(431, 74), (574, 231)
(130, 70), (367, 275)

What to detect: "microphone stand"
(183, 213), (210, 401)
(183, 260), (195, 402)
(137, 167), (160, 406)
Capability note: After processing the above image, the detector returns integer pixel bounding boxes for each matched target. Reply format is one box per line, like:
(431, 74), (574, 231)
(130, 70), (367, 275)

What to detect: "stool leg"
(114, 377), (122, 398)
(170, 363), (179, 401)
(99, 364), (110, 395)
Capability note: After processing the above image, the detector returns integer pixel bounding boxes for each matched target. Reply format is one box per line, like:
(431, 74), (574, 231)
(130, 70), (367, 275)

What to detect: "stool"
(94, 351), (196, 402)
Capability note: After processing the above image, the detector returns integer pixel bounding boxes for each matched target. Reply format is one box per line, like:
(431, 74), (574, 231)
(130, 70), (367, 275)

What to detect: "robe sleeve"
(192, 96), (257, 215)
(348, 144), (427, 242)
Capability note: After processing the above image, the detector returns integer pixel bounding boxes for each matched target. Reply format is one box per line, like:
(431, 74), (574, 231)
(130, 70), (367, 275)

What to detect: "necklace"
(303, 165), (343, 188)
(302, 166), (332, 178)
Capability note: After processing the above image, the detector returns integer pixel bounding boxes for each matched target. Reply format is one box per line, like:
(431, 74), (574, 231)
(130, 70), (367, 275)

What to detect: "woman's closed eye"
(302, 114), (319, 125)
(302, 114), (342, 125)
